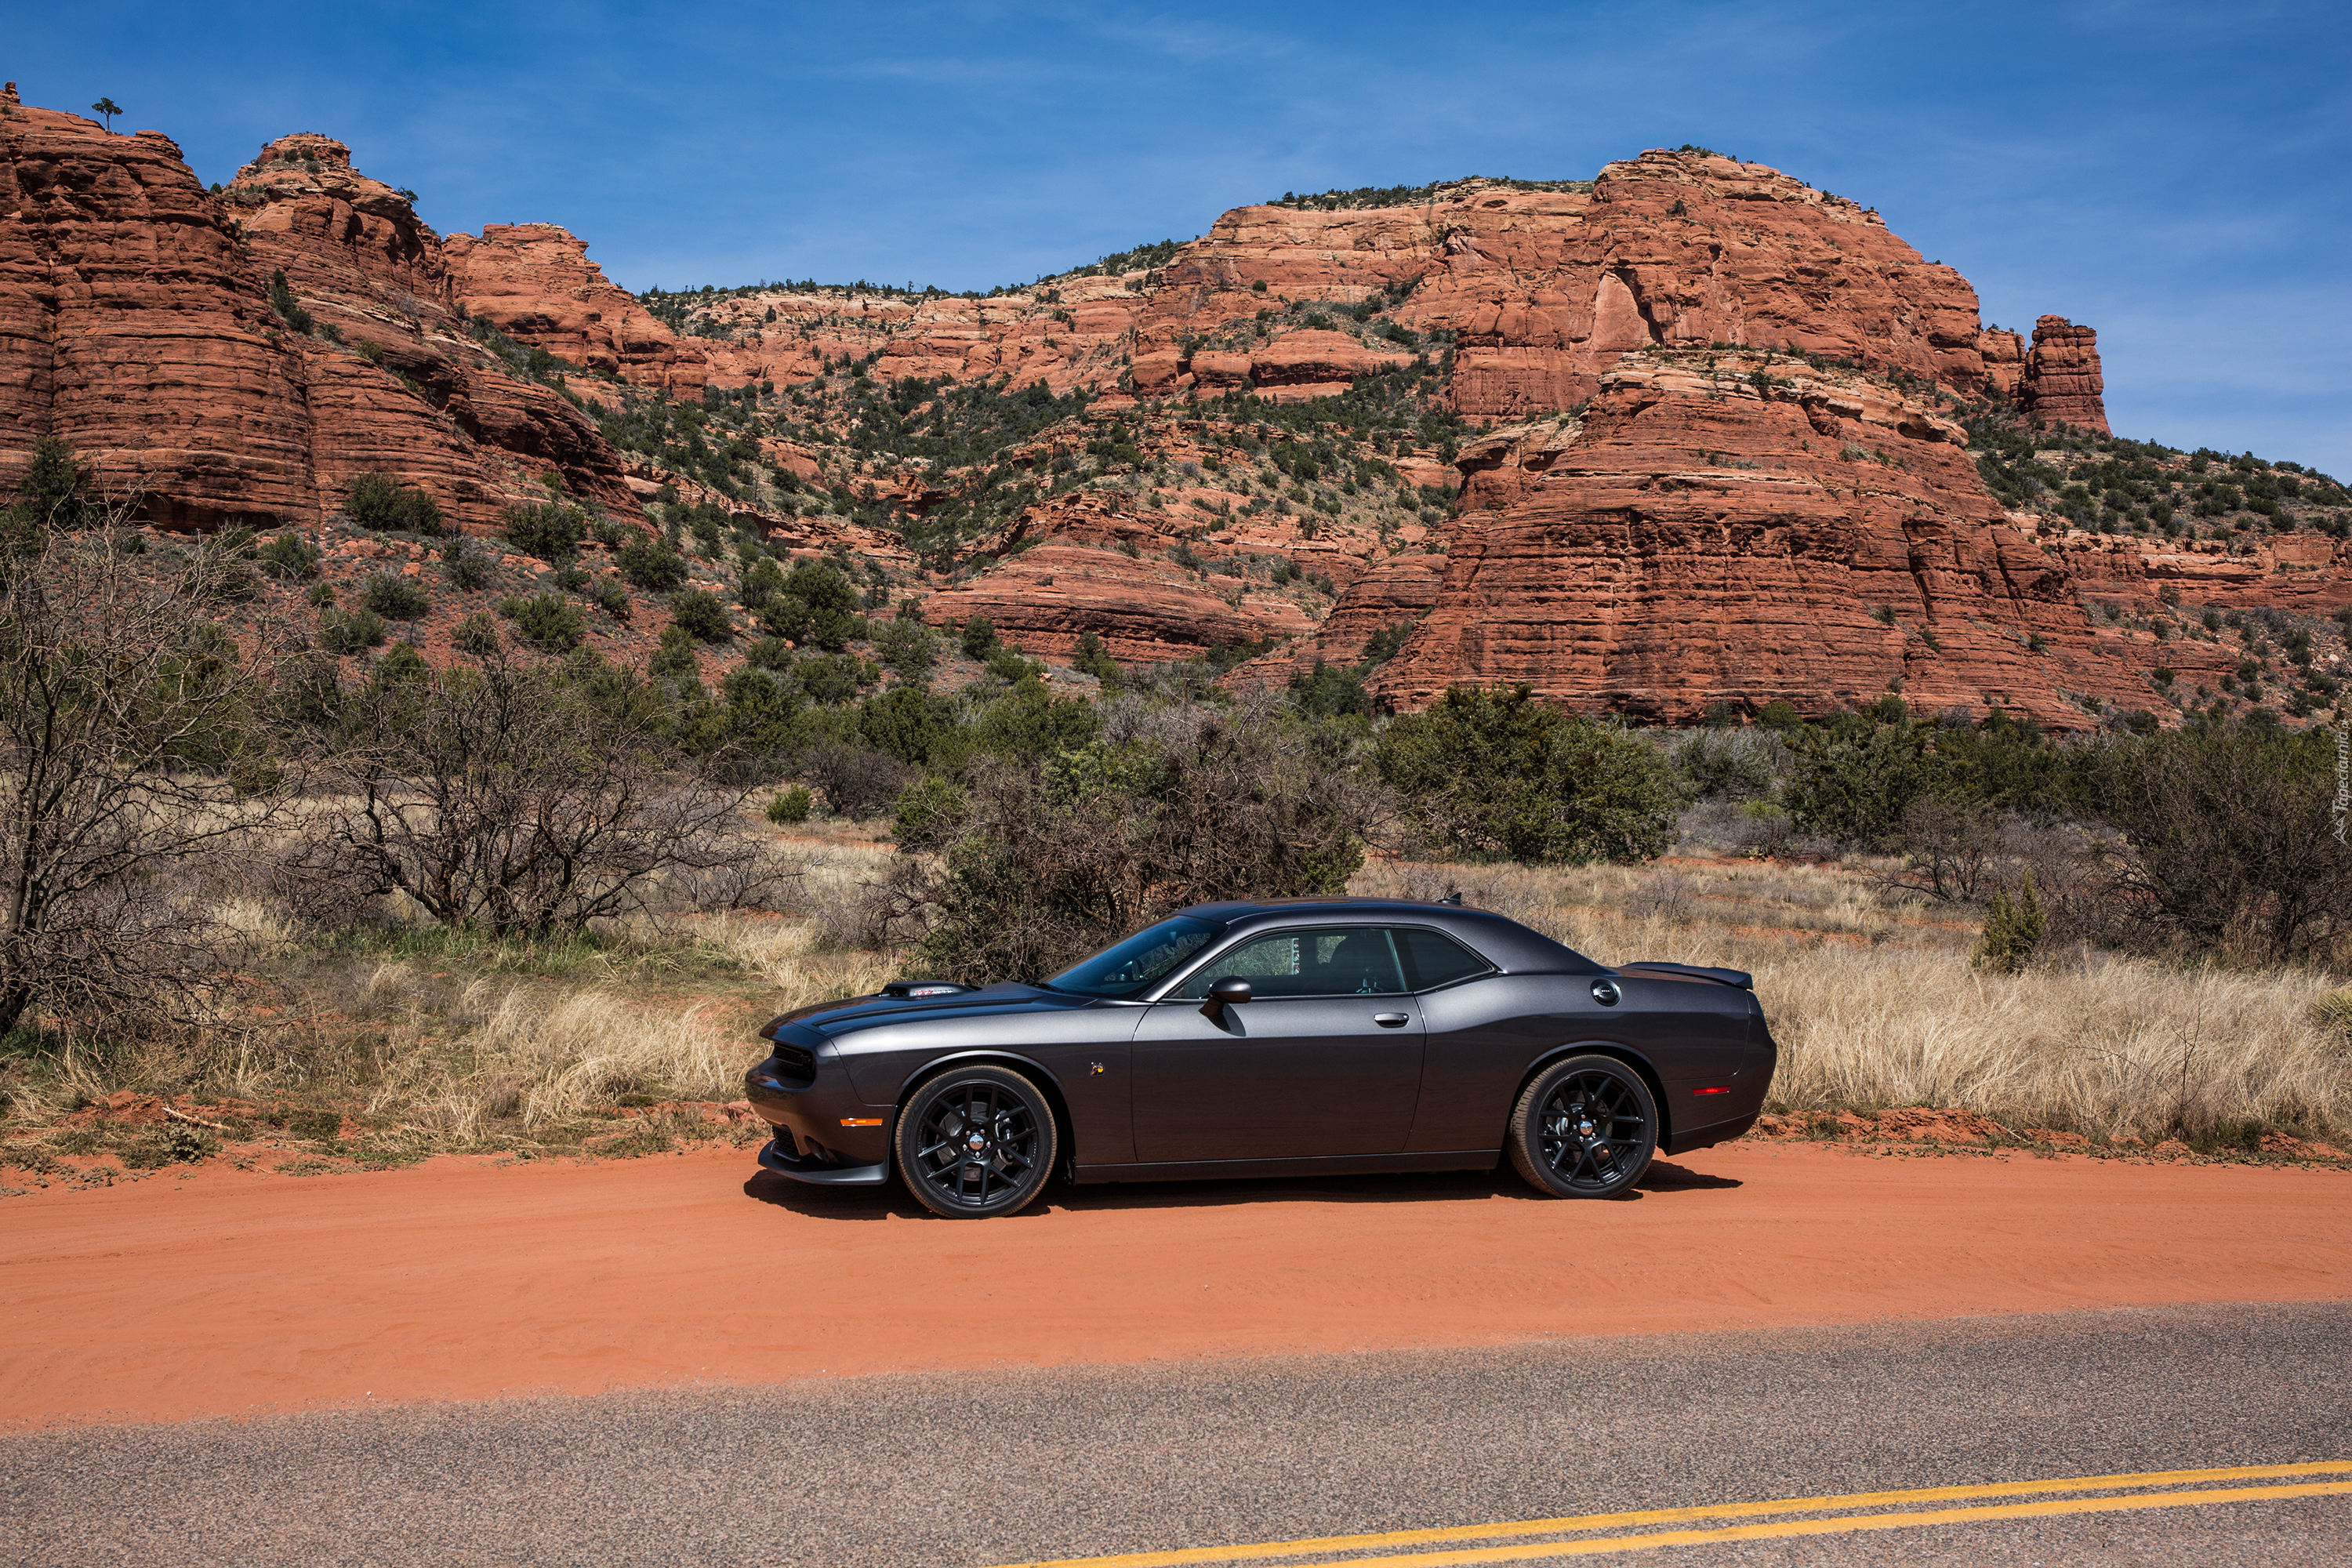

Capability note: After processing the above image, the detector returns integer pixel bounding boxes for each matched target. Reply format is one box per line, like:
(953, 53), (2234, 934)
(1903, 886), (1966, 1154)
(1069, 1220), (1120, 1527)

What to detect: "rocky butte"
(0, 97), (642, 533)
(5, 89), (2341, 728)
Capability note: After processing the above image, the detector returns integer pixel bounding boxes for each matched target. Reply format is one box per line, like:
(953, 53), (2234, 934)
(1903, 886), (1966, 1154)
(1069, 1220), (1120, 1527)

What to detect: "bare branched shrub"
(912, 702), (1396, 983)
(0, 528), (292, 1036)
(2082, 729), (2352, 965)
(297, 652), (768, 936)
(798, 739), (907, 818)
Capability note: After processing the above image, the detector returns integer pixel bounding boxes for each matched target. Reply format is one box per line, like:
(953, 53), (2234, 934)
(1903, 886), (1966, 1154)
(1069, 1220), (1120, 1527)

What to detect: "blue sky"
(19, 2), (2350, 472)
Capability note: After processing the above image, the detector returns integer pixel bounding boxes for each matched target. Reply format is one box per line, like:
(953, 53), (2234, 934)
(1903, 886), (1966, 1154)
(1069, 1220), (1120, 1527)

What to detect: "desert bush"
(800, 739), (908, 818)
(871, 612), (939, 681)
(259, 532), (322, 581)
(345, 472), (444, 535)
(450, 612), (501, 659)
(2076, 725), (2352, 964)
(668, 587), (734, 642)
(0, 530), (291, 1036)
(316, 606), (389, 655)
(766, 786), (812, 824)
(1374, 685), (1681, 863)
(501, 501), (587, 561)
(759, 561), (864, 651)
(586, 576), (632, 620)
(1974, 882), (2047, 971)
(499, 593), (586, 653)
(616, 537), (690, 592)
(443, 536), (493, 590)
(960, 613), (998, 661)
(907, 701), (1392, 983)
(362, 571), (430, 620)
(296, 651), (771, 937)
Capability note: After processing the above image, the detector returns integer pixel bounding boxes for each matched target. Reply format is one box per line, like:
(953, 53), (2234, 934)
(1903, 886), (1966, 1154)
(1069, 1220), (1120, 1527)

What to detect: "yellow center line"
(987, 1461), (2352, 1568)
(1329, 1482), (2352, 1565)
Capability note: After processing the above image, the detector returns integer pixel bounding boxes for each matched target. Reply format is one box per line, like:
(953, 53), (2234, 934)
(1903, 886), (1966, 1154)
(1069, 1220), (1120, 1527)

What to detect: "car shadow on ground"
(741, 1160), (1740, 1221)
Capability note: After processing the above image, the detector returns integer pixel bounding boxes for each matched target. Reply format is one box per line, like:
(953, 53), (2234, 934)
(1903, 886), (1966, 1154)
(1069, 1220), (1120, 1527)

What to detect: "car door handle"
(1372, 1012), (1410, 1027)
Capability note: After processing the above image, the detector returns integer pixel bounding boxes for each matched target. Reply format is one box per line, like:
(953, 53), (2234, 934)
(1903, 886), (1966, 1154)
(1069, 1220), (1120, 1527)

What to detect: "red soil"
(3, 1144), (2345, 1429)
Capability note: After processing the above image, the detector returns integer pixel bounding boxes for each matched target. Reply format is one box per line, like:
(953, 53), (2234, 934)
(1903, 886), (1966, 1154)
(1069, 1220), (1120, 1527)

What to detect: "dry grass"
(9, 834), (2347, 1166)
(1355, 856), (2352, 1143)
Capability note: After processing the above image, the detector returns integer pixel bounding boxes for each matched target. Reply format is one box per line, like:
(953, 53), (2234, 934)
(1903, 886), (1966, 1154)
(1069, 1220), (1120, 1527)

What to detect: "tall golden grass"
(1355, 858), (2352, 1141)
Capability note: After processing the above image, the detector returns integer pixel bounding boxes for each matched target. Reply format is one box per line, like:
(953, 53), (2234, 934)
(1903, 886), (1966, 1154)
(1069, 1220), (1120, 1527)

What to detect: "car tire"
(896, 1065), (1059, 1220)
(1508, 1054), (1657, 1200)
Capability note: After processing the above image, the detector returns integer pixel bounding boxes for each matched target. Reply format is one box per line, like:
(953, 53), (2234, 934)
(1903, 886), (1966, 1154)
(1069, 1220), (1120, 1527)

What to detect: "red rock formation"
(1977, 327), (2026, 399)
(2019, 315), (2109, 434)
(1286, 352), (2169, 731)
(0, 102), (647, 535)
(1, 105), (315, 528)
(920, 543), (1308, 663)
(444, 223), (712, 391)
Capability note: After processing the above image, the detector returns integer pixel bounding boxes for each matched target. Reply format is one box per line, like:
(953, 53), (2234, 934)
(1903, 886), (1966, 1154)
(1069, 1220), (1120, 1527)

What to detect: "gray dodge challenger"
(743, 896), (1776, 1218)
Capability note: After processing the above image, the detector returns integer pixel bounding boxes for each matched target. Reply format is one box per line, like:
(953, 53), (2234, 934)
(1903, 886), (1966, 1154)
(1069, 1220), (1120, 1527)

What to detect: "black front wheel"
(1508, 1054), (1657, 1199)
(897, 1065), (1058, 1219)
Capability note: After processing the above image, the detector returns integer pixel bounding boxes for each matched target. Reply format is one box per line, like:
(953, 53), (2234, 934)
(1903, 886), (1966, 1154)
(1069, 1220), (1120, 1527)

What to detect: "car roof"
(1171, 898), (1603, 975)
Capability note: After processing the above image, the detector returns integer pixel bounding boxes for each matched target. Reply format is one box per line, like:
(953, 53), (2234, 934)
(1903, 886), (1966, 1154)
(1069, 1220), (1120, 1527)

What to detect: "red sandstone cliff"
(444, 223), (712, 392)
(1331, 352), (2154, 730)
(0, 100), (643, 534)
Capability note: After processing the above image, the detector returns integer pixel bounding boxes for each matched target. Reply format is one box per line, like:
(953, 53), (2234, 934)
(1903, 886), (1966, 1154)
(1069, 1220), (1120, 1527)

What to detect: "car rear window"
(1396, 927), (1493, 990)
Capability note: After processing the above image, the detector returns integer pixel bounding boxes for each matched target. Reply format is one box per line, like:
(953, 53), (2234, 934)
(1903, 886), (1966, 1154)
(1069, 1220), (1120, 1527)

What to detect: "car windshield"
(1047, 916), (1224, 999)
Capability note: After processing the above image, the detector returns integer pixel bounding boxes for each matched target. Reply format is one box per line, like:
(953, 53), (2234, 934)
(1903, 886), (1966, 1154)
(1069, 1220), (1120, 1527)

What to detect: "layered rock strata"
(2017, 314), (2110, 434)
(1308, 353), (2166, 729)
(0, 103), (645, 534)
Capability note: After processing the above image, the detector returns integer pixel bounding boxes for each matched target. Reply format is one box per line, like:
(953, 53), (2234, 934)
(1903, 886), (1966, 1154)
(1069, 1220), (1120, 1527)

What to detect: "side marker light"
(1693, 1086), (1731, 1096)
(839, 1117), (886, 1127)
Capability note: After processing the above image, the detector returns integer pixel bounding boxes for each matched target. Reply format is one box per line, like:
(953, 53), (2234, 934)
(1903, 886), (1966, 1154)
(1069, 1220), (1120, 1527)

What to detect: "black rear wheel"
(1508, 1054), (1657, 1199)
(897, 1065), (1058, 1219)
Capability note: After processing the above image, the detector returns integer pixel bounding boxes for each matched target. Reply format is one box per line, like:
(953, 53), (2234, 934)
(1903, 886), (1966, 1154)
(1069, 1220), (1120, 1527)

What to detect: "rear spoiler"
(1617, 961), (1753, 991)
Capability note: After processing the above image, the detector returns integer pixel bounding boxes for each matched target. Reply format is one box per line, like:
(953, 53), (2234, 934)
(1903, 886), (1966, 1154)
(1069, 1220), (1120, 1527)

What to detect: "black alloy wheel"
(897, 1065), (1059, 1219)
(1507, 1054), (1657, 1199)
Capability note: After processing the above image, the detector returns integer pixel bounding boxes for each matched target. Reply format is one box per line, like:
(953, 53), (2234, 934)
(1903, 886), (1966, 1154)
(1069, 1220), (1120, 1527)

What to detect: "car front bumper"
(742, 1051), (894, 1184)
(756, 1136), (889, 1186)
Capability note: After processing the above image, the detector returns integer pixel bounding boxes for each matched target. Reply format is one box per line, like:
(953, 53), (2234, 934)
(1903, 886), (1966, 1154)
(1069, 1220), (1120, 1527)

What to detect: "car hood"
(760, 982), (1101, 1044)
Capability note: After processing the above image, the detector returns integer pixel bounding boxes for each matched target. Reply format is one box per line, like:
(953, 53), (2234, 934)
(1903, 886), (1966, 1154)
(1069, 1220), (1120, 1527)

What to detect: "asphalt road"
(7, 1301), (2348, 1567)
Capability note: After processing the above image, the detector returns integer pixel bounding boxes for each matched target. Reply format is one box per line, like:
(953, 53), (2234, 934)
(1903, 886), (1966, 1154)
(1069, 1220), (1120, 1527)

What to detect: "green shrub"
(362, 571), (430, 620)
(346, 471), (445, 535)
(760, 561), (864, 650)
(985, 644), (1042, 684)
(893, 775), (969, 851)
(1974, 882), (2046, 972)
(668, 587), (735, 642)
(766, 786), (813, 824)
(650, 624), (701, 684)
(259, 532), (322, 581)
(317, 606), (389, 655)
(501, 501), (587, 560)
(617, 537), (690, 591)
(587, 576), (632, 620)
(1074, 630), (1122, 688)
(1287, 658), (1371, 717)
(499, 593), (586, 652)
(872, 614), (941, 681)
(961, 613), (999, 661)
(454, 612), (502, 657)
(442, 535), (493, 590)
(1372, 686), (1682, 864)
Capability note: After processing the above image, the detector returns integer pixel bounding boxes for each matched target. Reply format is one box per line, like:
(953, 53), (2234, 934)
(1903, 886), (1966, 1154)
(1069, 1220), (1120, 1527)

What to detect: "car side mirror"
(1200, 977), (1251, 1020)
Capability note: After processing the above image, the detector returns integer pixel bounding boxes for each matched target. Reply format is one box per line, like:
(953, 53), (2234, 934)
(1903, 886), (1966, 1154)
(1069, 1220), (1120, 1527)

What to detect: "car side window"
(1395, 927), (1493, 991)
(1171, 928), (1407, 999)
